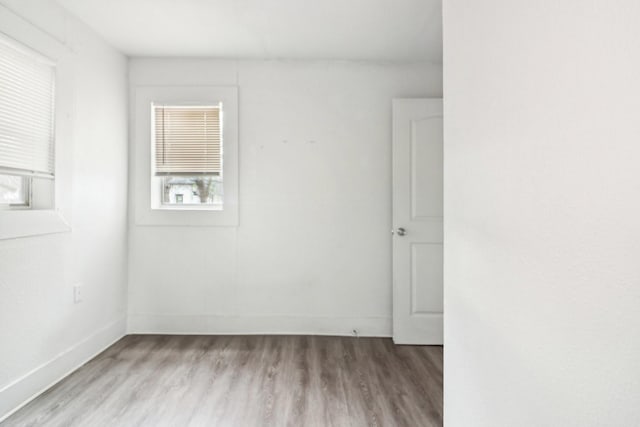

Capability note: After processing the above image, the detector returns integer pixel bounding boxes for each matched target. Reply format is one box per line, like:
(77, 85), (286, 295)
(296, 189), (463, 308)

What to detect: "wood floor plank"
(2, 335), (442, 427)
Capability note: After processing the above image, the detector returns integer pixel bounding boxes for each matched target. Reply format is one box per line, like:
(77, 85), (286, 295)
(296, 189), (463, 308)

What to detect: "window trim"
(133, 85), (239, 226)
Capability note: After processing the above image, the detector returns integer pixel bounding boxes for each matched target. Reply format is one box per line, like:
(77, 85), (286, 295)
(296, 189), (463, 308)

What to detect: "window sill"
(152, 204), (224, 211)
(0, 209), (71, 240)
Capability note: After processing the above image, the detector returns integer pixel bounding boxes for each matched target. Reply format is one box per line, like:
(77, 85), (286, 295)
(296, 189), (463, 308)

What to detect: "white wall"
(444, 1), (640, 426)
(0, 0), (128, 419)
(128, 58), (441, 335)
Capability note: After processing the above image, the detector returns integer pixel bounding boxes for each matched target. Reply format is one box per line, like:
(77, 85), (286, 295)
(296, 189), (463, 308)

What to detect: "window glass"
(161, 176), (223, 206)
(0, 174), (30, 207)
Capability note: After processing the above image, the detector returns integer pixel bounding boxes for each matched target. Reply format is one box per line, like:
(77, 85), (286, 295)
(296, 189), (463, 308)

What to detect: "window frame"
(151, 103), (224, 210)
(133, 86), (239, 226)
(0, 23), (71, 240)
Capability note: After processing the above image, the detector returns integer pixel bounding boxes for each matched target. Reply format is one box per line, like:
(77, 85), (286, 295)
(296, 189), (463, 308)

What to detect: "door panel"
(411, 118), (443, 219)
(393, 98), (443, 345)
(411, 243), (444, 314)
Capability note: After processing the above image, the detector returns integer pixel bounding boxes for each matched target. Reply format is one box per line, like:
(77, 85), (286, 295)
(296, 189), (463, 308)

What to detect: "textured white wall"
(444, 1), (640, 425)
(128, 58), (442, 335)
(0, 0), (128, 419)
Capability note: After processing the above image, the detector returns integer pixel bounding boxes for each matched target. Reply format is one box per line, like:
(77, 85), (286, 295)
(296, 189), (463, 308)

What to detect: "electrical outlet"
(73, 284), (83, 304)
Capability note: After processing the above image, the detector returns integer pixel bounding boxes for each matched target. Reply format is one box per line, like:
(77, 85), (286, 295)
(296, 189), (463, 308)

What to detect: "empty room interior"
(1, 0), (639, 426)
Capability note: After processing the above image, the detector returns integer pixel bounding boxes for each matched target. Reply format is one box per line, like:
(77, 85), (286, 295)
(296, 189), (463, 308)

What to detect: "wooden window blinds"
(153, 105), (222, 176)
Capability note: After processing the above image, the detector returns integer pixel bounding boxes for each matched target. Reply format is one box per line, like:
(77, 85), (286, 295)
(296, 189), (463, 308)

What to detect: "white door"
(392, 98), (443, 345)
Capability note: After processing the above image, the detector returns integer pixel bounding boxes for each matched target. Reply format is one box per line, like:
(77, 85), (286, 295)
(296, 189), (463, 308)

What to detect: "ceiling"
(55, 0), (442, 62)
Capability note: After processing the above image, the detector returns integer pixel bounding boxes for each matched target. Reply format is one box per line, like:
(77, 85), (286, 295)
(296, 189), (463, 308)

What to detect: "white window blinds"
(153, 105), (222, 176)
(0, 34), (55, 179)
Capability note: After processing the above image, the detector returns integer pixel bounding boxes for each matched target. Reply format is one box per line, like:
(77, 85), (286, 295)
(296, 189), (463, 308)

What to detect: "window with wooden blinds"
(153, 105), (222, 176)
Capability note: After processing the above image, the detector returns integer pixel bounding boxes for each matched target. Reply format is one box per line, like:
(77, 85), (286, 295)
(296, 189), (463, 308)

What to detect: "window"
(0, 33), (56, 210)
(134, 85), (238, 226)
(152, 105), (224, 209)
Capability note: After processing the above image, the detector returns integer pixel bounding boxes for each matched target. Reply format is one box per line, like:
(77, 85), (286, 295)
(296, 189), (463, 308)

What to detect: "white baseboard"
(128, 314), (392, 337)
(0, 317), (126, 423)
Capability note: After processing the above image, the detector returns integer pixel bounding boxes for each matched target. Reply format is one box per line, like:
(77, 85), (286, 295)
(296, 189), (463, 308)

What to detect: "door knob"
(396, 227), (406, 236)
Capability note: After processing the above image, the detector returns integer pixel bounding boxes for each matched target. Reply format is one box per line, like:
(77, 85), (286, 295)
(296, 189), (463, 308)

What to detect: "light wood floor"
(3, 335), (442, 427)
